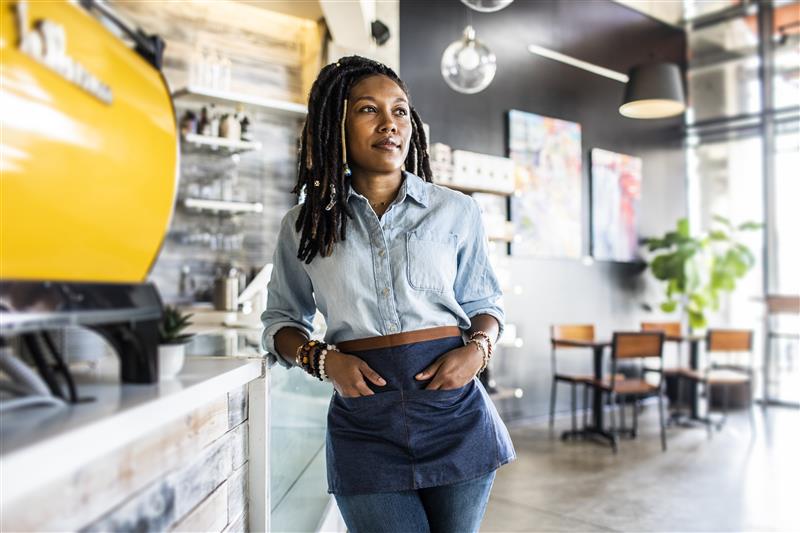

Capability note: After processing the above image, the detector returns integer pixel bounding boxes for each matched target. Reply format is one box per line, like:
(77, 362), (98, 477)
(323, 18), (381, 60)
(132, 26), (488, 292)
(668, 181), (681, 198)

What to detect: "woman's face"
(345, 74), (412, 175)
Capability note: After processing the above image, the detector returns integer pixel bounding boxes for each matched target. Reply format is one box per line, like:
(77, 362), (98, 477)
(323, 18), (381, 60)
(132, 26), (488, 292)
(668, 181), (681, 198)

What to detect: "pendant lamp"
(619, 62), (686, 119)
(460, 0), (514, 13)
(441, 25), (497, 94)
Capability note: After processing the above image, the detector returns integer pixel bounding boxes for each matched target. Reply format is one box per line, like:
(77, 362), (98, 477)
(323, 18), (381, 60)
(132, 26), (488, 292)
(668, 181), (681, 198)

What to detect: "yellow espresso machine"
(0, 0), (178, 386)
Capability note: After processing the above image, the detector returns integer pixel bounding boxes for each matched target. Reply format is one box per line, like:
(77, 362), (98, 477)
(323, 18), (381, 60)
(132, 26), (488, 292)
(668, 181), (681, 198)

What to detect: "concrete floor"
(483, 406), (800, 532)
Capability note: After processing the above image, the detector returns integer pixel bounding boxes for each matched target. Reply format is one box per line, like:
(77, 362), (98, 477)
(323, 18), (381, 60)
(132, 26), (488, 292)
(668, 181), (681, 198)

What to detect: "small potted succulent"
(158, 305), (195, 379)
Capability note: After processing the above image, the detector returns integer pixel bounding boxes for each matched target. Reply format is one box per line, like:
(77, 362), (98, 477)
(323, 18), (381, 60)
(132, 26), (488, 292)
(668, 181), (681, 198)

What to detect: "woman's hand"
(325, 350), (387, 398)
(414, 343), (483, 390)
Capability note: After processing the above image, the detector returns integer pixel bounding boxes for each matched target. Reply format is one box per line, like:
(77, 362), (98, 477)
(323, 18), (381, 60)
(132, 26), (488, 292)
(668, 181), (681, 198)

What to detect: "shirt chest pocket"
(405, 230), (457, 293)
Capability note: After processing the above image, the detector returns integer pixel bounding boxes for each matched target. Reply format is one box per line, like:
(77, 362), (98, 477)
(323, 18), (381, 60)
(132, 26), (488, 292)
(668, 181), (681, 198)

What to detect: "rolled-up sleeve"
(261, 208), (316, 369)
(454, 196), (505, 340)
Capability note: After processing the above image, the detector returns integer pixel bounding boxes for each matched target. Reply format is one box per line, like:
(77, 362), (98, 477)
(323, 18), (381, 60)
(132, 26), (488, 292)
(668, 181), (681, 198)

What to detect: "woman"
(262, 55), (515, 533)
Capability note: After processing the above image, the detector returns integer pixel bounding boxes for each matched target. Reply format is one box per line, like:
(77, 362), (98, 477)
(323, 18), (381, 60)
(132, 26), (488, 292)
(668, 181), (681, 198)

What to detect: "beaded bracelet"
(295, 339), (336, 382)
(468, 330), (494, 374)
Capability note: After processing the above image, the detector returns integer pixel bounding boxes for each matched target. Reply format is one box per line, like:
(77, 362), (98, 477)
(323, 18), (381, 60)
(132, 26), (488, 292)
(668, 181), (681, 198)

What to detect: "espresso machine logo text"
(15, 0), (113, 104)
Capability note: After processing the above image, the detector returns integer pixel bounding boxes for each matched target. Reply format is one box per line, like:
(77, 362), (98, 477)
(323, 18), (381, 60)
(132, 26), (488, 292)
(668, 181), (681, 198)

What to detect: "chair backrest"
(641, 321), (682, 337)
(707, 329), (753, 353)
(612, 331), (664, 360)
(766, 295), (800, 315)
(550, 324), (595, 348)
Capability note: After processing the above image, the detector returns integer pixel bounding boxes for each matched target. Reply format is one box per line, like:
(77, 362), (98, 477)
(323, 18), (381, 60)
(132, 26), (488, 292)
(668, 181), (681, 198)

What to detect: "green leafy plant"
(158, 305), (195, 345)
(643, 215), (762, 331)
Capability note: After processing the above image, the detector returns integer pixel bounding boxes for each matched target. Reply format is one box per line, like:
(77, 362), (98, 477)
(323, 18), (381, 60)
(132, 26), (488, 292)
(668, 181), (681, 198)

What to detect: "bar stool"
(549, 324), (596, 432)
(588, 331), (667, 451)
(683, 329), (755, 433)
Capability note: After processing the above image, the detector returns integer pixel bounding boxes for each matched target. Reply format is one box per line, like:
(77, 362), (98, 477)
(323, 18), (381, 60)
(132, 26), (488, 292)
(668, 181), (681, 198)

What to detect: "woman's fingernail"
(379, 378), (386, 384)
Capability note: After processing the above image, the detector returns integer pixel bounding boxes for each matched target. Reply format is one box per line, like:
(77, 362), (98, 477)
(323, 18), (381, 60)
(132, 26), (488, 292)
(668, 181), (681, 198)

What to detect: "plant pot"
(158, 343), (186, 379)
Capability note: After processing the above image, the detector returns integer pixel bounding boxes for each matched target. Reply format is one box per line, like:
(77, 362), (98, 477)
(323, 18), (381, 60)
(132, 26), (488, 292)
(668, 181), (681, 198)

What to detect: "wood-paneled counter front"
(0, 357), (268, 532)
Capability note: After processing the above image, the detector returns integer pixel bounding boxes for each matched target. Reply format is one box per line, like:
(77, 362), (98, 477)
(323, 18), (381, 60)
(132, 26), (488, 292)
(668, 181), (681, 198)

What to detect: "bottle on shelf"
(179, 110), (197, 136)
(235, 104), (251, 141)
(208, 103), (220, 137)
(197, 106), (210, 136)
(240, 116), (252, 141)
(219, 113), (240, 140)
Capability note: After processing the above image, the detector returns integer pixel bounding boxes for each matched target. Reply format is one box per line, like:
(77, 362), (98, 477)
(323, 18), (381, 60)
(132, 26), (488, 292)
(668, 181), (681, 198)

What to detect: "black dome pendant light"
(619, 62), (686, 119)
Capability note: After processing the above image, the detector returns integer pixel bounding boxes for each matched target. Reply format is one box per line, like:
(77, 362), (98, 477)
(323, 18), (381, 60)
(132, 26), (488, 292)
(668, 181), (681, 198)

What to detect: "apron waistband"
(336, 326), (462, 353)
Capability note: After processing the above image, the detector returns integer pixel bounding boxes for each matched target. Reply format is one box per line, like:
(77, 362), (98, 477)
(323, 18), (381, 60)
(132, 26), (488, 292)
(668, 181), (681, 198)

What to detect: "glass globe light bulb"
(458, 44), (481, 70)
(440, 25), (497, 95)
(460, 0), (514, 13)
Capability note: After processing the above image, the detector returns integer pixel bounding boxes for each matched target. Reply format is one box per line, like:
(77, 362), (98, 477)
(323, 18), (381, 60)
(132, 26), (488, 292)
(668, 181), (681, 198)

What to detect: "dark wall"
(400, 0), (688, 421)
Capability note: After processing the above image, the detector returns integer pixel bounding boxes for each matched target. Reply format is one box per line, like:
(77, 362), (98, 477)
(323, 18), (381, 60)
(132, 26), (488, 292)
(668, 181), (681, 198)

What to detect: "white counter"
(0, 356), (263, 507)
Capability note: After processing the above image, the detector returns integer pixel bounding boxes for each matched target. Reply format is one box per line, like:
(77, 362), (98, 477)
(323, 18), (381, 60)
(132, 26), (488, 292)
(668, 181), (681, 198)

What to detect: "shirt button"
(378, 250), (385, 257)
(388, 324), (397, 332)
(382, 287), (390, 296)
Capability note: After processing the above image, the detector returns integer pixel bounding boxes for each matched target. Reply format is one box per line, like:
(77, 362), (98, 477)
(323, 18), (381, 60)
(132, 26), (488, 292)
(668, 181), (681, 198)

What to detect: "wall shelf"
(172, 86), (307, 119)
(183, 198), (264, 214)
(182, 133), (262, 153)
(436, 182), (514, 196)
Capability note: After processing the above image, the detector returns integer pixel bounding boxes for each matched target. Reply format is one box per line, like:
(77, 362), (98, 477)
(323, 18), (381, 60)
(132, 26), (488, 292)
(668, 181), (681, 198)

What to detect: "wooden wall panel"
(6, 388), (252, 532)
(5, 396), (228, 531)
(109, 0), (319, 303)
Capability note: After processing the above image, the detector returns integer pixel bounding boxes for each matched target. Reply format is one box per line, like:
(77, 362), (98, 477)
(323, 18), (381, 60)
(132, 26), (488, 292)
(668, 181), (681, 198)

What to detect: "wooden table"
(553, 339), (616, 449)
(554, 334), (707, 450)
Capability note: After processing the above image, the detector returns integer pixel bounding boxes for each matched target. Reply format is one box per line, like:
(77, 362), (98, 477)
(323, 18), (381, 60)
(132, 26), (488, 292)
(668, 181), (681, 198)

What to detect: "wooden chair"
(549, 324), (595, 432)
(641, 321), (684, 373)
(764, 296), (799, 403)
(641, 321), (689, 417)
(589, 331), (667, 451)
(684, 329), (755, 432)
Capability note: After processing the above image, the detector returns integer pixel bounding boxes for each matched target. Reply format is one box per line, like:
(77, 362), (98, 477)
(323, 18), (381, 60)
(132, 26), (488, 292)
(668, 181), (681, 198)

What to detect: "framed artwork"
(507, 109), (582, 258)
(590, 148), (643, 262)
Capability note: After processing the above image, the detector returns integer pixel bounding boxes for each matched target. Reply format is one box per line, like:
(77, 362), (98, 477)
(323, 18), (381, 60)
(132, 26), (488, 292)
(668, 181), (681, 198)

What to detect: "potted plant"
(158, 305), (195, 379)
(643, 215), (762, 331)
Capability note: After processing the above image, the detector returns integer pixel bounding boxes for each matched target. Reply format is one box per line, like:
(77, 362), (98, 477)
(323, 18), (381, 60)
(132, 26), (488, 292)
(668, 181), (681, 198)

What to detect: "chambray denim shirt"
(261, 170), (505, 369)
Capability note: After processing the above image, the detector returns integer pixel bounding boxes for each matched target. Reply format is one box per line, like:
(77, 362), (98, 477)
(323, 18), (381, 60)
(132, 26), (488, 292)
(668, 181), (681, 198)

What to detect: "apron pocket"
(334, 389), (402, 412)
(404, 378), (474, 406)
(327, 390), (412, 493)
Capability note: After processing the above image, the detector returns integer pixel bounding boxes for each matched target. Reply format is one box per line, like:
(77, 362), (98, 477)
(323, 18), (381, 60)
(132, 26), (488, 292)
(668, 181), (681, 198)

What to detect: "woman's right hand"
(325, 350), (386, 398)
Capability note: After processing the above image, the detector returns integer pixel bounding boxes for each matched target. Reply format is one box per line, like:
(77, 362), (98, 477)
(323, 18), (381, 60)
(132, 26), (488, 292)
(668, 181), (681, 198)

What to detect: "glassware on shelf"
(188, 45), (232, 92)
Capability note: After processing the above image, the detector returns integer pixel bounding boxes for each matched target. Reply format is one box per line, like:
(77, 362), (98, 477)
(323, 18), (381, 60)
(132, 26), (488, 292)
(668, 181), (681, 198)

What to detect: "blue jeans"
(334, 469), (496, 533)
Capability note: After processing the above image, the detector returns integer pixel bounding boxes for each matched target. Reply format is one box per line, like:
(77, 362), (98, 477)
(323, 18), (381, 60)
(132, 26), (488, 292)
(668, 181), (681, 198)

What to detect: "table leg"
(592, 345), (604, 429)
(689, 339), (700, 419)
(561, 345), (616, 450)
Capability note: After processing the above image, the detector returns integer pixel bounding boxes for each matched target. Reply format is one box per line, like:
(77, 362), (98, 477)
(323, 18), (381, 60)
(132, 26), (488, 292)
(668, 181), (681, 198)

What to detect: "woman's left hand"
(414, 343), (484, 390)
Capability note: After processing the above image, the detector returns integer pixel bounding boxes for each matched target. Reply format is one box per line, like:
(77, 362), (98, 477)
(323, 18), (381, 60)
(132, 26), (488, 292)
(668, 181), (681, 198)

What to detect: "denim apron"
(325, 335), (516, 495)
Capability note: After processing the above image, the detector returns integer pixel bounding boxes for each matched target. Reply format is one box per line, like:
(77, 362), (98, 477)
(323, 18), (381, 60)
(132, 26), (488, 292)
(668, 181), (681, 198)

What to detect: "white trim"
(527, 44), (629, 83)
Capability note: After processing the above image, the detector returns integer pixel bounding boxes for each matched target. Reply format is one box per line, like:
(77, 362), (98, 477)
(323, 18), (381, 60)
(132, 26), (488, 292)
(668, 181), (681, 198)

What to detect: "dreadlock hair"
(292, 55), (433, 264)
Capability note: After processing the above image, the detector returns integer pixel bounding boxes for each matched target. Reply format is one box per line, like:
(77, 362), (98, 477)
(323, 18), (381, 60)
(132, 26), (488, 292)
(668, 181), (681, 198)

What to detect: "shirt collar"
(346, 170), (430, 208)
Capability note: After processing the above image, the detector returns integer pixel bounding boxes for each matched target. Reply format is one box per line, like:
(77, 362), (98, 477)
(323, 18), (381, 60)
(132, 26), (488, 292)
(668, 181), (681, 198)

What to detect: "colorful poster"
(590, 148), (642, 262)
(508, 110), (582, 258)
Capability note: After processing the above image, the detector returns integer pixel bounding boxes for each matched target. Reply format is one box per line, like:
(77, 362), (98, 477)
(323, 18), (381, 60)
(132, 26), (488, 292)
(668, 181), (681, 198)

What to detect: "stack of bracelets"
(295, 339), (336, 382)
(467, 330), (494, 374)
